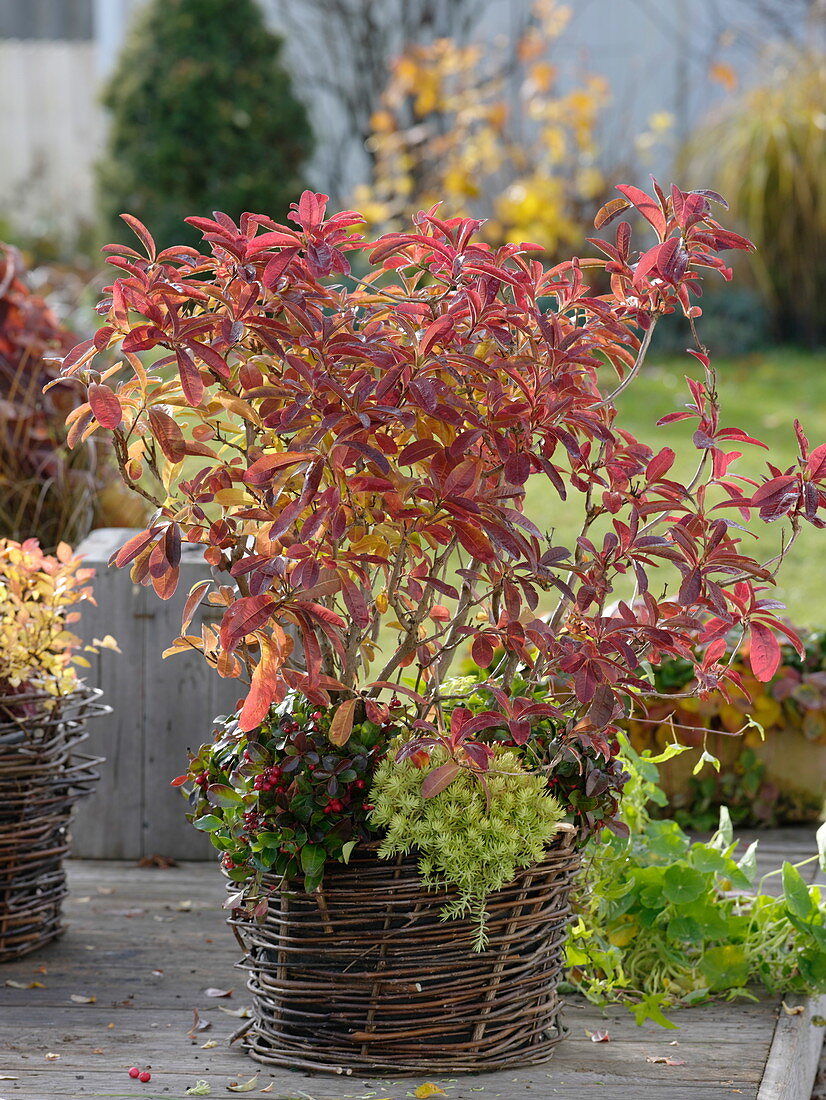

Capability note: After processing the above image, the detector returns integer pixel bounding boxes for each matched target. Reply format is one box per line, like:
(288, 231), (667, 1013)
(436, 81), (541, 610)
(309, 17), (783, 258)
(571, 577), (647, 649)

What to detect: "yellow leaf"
(226, 1074), (258, 1092)
(414, 1086), (447, 1098)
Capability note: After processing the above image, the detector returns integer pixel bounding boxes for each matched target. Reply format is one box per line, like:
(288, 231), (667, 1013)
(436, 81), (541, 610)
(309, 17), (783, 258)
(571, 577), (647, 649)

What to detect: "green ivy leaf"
(699, 945), (749, 991)
(662, 864), (707, 905)
(666, 915), (703, 943)
(192, 814), (223, 832)
(689, 844), (729, 875)
(782, 862), (814, 921)
(631, 993), (678, 1029)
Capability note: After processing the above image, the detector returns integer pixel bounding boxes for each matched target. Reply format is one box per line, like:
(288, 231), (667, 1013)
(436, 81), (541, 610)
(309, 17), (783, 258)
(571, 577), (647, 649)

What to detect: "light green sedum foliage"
(370, 748), (564, 950)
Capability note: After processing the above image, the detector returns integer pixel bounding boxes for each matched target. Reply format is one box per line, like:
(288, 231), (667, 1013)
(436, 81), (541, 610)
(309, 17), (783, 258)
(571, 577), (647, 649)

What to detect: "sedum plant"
(370, 745), (564, 948)
(58, 180), (826, 906)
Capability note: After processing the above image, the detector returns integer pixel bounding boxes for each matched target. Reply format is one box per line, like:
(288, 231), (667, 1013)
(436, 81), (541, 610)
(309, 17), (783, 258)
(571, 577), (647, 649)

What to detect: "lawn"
(525, 347), (826, 629)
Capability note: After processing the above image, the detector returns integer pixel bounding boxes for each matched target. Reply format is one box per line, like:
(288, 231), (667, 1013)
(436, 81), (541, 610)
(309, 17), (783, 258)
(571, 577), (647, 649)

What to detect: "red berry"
(323, 804), (332, 814)
(128, 1067), (140, 1078)
(311, 711), (322, 720)
(139, 1071), (151, 1083)
(330, 799), (343, 812)
(355, 779), (366, 789)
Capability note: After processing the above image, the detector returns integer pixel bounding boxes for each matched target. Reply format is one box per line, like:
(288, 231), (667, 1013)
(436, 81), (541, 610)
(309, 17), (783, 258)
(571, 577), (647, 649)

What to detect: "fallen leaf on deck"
(201, 1040), (218, 1049)
(108, 908), (145, 918)
(259, 1086), (274, 1095)
(205, 987), (233, 998)
(188, 1008), (212, 1036)
(226, 1074), (258, 1092)
(44, 1053), (60, 1061)
(781, 1001), (804, 1015)
(185, 1083), (211, 1096)
(152, 969), (164, 977)
(4, 980), (44, 989)
(137, 854), (178, 868)
(35, 966), (47, 974)
(413, 1086), (447, 1098)
(0, 1077), (18, 1081)
(70, 994), (96, 1004)
(587, 1028), (611, 1042)
(645, 1056), (686, 1065)
(107, 1023), (115, 1029)
(812, 1015), (826, 1027)
(96, 886), (115, 895)
(92, 1049), (104, 1054)
(75, 896), (91, 903)
(177, 900), (193, 911)
(217, 1005), (251, 1018)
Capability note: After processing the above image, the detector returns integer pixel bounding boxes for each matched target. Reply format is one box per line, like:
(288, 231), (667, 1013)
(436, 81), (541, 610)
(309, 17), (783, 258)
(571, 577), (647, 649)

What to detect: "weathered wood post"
(70, 528), (240, 859)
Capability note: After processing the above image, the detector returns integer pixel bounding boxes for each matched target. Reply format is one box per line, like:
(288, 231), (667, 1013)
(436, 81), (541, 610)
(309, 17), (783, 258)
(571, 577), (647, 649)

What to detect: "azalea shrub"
(59, 180), (826, 898)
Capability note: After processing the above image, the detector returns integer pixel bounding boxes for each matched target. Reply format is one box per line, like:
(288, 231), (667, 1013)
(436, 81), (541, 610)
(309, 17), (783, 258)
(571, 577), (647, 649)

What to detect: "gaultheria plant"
(56, 181), (826, 804)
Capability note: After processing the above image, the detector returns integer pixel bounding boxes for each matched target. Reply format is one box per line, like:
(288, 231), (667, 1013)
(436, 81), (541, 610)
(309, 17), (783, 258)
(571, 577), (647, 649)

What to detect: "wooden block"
(757, 993), (826, 1100)
(70, 529), (239, 859)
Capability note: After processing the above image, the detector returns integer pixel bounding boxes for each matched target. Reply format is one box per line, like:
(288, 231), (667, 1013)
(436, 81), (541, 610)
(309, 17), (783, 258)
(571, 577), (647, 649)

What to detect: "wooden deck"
(0, 831), (823, 1100)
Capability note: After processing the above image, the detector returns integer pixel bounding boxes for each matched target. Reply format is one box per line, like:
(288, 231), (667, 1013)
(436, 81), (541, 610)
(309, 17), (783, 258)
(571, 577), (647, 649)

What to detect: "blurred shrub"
(97, 0), (313, 251)
(355, 0), (608, 253)
(684, 50), (825, 345)
(0, 245), (142, 550)
(625, 625), (826, 828)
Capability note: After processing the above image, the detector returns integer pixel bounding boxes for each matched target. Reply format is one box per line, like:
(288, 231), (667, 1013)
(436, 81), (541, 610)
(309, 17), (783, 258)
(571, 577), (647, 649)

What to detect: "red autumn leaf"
(245, 451), (315, 485)
(615, 184), (666, 237)
(147, 407), (187, 463)
(421, 762), (461, 798)
(112, 528), (158, 568)
(176, 346), (205, 406)
(749, 621), (782, 682)
(119, 213), (157, 260)
(181, 579), (212, 633)
(238, 632), (281, 731)
(220, 595), (276, 650)
(88, 384), (123, 429)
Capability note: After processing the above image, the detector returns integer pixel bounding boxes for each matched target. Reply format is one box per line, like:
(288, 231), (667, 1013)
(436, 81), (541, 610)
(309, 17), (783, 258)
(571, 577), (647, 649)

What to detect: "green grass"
(525, 347), (826, 628)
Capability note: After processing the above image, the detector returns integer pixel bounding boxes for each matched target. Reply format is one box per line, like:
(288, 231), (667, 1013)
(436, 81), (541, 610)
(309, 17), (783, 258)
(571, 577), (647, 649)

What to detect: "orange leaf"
(328, 698), (357, 747)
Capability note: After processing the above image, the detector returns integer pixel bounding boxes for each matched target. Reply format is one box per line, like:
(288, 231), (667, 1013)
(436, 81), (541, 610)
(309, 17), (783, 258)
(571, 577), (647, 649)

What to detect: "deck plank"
(0, 846), (822, 1099)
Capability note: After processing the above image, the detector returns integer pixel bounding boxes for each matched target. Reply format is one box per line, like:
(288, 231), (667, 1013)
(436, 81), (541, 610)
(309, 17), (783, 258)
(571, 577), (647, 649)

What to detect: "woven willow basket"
(0, 686), (106, 962)
(229, 826), (580, 1075)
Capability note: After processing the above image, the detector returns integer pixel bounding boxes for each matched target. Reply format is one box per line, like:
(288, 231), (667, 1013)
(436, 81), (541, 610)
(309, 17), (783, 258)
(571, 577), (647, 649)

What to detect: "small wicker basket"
(0, 686), (106, 962)
(229, 826), (580, 1075)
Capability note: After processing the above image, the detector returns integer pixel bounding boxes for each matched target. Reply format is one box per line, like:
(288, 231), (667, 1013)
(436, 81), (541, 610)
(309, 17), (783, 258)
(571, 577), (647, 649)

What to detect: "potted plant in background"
(625, 624), (826, 829)
(59, 180), (826, 1071)
(0, 539), (112, 961)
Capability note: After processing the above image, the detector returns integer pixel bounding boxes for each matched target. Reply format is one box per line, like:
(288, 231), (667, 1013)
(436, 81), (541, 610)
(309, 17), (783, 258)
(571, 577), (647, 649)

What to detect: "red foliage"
(59, 182), (826, 768)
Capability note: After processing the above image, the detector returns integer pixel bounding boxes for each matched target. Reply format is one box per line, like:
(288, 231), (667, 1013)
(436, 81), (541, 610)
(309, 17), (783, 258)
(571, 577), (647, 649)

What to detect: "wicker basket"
(229, 826), (580, 1075)
(0, 686), (106, 962)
